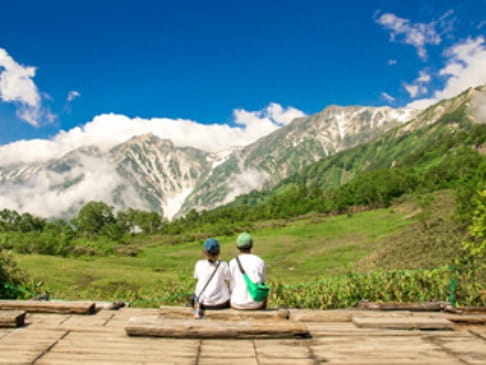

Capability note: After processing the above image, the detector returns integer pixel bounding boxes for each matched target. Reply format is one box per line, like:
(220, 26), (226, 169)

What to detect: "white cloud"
(403, 70), (430, 97)
(376, 13), (440, 59)
(381, 92), (395, 103)
(0, 103), (306, 165)
(404, 84), (419, 98)
(407, 36), (486, 109)
(0, 154), (148, 218)
(375, 11), (453, 59)
(403, 83), (428, 98)
(0, 48), (53, 126)
(0, 49), (40, 107)
(387, 59), (397, 65)
(67, 90), (80, 102)
(478, 20), (486, 30)
(417, 70), (431, 83)
(234, 102), (306, 127)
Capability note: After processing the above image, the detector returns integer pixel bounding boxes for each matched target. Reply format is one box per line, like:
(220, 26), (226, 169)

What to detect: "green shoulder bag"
(235, 256), (269, 302)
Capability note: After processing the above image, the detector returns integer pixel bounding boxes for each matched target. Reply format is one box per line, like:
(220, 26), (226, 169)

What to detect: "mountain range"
(1, 86), (484, 220)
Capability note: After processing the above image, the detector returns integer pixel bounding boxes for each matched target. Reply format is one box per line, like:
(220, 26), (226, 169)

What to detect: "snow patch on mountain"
(164, 187), (194, 219)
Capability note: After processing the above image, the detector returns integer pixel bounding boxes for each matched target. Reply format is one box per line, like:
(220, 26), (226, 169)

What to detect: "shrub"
(0, 249), (27, 299)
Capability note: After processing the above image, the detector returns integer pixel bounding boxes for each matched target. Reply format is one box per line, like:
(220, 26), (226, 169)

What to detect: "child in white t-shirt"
(229, 232), (267, 310)
(193, 238), (230, 316)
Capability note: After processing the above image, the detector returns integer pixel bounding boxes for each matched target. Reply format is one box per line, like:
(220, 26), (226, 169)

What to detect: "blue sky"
(0, 0), (485, 159)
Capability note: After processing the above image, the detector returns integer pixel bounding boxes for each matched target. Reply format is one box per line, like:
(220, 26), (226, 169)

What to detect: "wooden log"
(358, 301), (444, 311)
(352, 316), (454, 330)
(159, 306), (289, 321)
(289, 309), (415, 322)
(444, 314), (486, 324)
(126, 317), (310, 339)
(0, 310), (26, 327)
(448, 306), (486, 314)
(0, 300), (96, 314)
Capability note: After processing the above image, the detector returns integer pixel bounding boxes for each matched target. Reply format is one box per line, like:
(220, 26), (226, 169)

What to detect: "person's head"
(236, 232), (253, 253)
(203, 238), (220, 262)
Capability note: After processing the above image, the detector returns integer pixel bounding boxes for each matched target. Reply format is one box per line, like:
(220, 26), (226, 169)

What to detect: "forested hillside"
(166, 86), (485, 232)
(1, 86), (485, 306)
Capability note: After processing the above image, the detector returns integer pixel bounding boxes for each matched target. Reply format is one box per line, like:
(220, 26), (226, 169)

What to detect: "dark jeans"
(189, 295), (230, 310)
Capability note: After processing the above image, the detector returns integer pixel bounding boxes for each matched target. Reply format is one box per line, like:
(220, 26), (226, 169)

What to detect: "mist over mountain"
(11, 83), (486, 220)
(0, 101), (418, 219)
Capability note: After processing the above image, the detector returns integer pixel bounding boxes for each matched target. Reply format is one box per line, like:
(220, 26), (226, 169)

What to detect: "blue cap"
(203, 238), (220, 255)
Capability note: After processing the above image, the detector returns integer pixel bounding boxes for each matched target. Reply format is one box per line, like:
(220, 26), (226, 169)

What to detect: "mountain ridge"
(5, 96), (470, 220)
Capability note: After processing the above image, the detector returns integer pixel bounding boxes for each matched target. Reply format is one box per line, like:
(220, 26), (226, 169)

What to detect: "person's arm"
(194, 260), (200, 280)
(261, 260), (266, 283)
(228, 260), (236, 291)
(223, 262), (231, 281)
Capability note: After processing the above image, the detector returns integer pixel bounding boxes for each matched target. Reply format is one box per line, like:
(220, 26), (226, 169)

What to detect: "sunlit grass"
(15, 206), (412, 302)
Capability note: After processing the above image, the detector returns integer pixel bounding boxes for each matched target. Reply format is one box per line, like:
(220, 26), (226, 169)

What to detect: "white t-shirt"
(193, 260), (230, 306)
(229, 254), (266, 309)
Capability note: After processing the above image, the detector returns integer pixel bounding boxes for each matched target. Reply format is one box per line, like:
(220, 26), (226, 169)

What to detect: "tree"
(73, 201), (116, 237)
(117, 208), (166, 235)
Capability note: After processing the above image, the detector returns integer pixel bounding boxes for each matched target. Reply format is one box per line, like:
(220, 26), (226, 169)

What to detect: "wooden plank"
(36, 353), (196, 365)
(289, 309), (354, 322)
(289, 309), (415, 322)
(446, 306), (486, 314)
(0, 310), (25, 327)
(255, 343), (311, 359)
(60, 311), (114, 327)
(125, 317), (310, 339)
(0, 300), (96, 314)
(310, 336), (460, 364)
(358, 301), (444, 311)
(306, 322), (460, 337)
(258, 359), (315, 365)
(445, 314), (486, 324)
(159, 306), (289, 320)
(353, 316), (454, 330)
(36, 360), (194, 365)
(198, 359), (257, 365)
(431, 335), (486, 364)
(469, 328), (486, 341)
(200, 339), (254, 357)
(310, 352), (462, 365)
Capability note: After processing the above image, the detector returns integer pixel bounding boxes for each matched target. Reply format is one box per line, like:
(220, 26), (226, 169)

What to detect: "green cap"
(236, 232), (253, 249)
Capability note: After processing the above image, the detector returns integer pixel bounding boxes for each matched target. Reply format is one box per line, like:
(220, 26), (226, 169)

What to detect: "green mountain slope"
(164, 86), (485, 235)
(281, 86), (485, 191)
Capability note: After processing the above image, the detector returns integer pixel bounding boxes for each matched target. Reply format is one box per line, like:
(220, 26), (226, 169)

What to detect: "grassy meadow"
(15, 206), (413, 305)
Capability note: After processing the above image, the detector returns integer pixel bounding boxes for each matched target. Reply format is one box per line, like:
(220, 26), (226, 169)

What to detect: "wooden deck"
(0, 306), (485, 364)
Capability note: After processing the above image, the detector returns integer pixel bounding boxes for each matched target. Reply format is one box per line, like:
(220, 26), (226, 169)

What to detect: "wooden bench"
(352, 316), (454, 330)
(159, 306), (289, 320)
(0, 310), (26, 327)
(0, 300), (96, 314)
(126, 317), (310, 339)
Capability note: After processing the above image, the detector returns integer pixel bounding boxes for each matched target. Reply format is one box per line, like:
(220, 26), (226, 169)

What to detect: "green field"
(14, 206), (413, 304)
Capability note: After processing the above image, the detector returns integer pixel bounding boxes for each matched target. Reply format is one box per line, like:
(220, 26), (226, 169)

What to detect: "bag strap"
(196, 261), (221, 301)
(235, 256), (246, 274)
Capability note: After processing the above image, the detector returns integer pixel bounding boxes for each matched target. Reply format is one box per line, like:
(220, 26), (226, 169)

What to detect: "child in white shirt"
(193, 238), (230, 315)
(229, 232), (267, 310)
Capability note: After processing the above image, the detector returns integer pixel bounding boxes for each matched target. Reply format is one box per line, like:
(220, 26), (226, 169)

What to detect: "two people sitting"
(193, 232), (266, 316)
